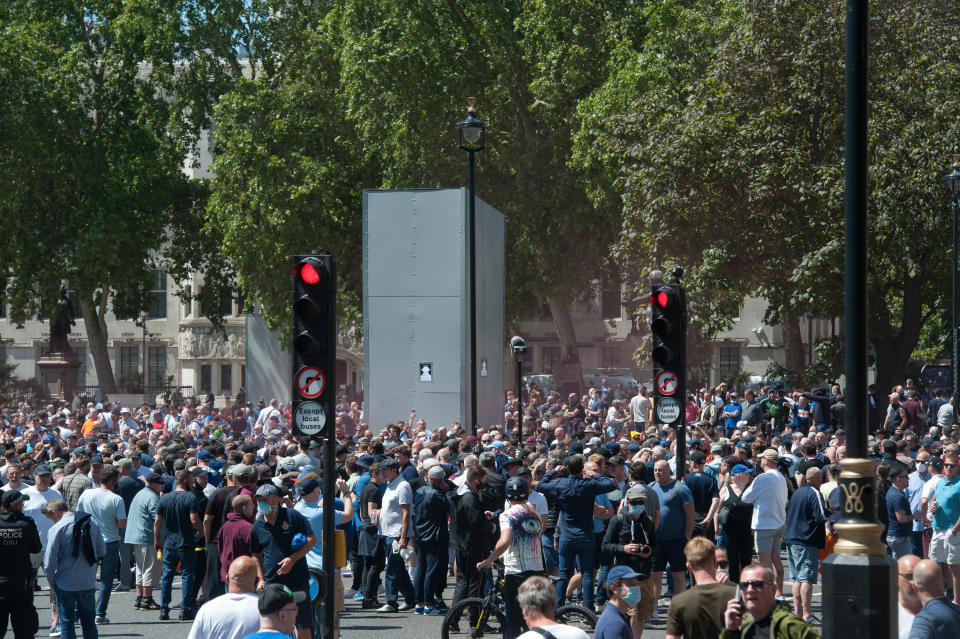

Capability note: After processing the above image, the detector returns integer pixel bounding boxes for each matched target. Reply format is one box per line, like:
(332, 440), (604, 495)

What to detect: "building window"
(182, 284), (192, 318)
(149, 271), (167, 319)
(542, 346), (562, 374)
(220, 364), (233, 393)
(601, 346), (621, 370)
(241, 365), (245, 390)
(718, 345), (740, 380)
(0, 298), (5, 318)
(119, 345), (139, 380)
(600, 272), (622, 320)
(0, 344), (6, 362)
(199, 288), (234, 318)
(200, 364), (212, 393)
(148, 346), (166, 388)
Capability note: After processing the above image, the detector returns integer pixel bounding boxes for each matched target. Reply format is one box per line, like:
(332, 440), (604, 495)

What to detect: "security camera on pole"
(650, 268), (686, 478)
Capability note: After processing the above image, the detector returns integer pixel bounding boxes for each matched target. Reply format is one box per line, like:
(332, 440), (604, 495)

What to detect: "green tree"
(0, 0), (211, 392)
(585, 0), (960, 393)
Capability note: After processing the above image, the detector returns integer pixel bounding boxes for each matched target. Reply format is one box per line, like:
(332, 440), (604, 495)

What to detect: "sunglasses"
(628, 500), (646, 506)
(741, 580), (770, 590)
(945, 464), (958, 468)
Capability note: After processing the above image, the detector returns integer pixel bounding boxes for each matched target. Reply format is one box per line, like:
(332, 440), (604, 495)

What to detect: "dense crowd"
(1, 377), (960, 639)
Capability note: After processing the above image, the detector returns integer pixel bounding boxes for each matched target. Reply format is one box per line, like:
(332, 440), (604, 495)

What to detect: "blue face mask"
(257, 502), (275, 515)
(622, 585), (642, 607)
(630, 505), (645, 517)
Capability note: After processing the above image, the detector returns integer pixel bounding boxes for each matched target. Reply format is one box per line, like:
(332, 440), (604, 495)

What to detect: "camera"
(640, 545), (651, 554)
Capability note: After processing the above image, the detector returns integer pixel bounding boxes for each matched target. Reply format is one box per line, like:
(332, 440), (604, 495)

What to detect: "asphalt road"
(32, 566), (823, 639)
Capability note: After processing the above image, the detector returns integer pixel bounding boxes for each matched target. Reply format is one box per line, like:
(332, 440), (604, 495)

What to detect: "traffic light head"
(292, 254), (336, 439)
(650, 285), (682, 368)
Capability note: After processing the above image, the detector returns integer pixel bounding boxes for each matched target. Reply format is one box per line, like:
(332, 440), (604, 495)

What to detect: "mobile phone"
(735, 584), (742, 605)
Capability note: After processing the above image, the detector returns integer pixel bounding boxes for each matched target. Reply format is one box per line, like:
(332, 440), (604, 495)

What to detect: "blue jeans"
(57, 589), (97, 639)
(383, 536), (414, 606)
(160, 545), (197, 612)
(413, 542), (443, 606)
(97, 541), (119, 616)
(556, 537), (595, 608)
(541, 536), (559, 573)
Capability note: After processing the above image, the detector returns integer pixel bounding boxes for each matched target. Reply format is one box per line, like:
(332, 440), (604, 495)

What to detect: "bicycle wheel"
(441, 597), (507, 639)
(555, 603), (598, 634)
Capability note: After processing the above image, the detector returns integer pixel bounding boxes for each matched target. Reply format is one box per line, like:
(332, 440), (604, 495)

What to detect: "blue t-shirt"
(648, 479), (693, 541)
(933, 476), (960, 531)
(908, 597), (960, 639)
(792, 404), (811, 429)
(593, 493), (611, 534)
(242, 633), (291, 639)
(250, 507), (313, 588)
(886, 486), (913, 538)
(723, 403), (742, 432)
(293, 500), (344, 571)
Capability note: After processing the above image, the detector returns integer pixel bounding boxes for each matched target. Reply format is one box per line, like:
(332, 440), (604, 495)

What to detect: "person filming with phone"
(601, 485), (657, 636)
(721, 563), (819, 639)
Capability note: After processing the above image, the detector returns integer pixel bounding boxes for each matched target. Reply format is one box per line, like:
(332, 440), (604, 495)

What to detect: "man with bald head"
(898, 554), (922, 639)
(187, 555), (261, 639)
(907, 559), (960, 638)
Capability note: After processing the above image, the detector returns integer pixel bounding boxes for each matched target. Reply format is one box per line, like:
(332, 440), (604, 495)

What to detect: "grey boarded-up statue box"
(363, 189), (505, 433)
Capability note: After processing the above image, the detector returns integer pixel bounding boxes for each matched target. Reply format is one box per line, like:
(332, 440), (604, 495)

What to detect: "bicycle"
(441, 567), (597, 639)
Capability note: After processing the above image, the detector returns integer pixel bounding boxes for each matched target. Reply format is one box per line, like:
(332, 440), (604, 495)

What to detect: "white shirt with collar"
(741, 467), (788, 530)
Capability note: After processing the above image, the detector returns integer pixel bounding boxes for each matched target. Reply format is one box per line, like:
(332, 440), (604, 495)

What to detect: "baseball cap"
(490, 441), (505, 450)
(298, 476), (320, 494)
(355, 455), (374, 469)
(1, 490), (24, 508)
(34, 464), (52, 476)
(115, 458), (132, 470)
(258, 584), (306, 615)
(758, 449), (780, 462)
(197, 450), (212, 461)
(625, 485), (646, 501)
(191, 467), (209, 478)
(710, 443), (723, 453)
(145, 472), (164, 484)
(230, 463), (253, 477)
(731, 464), (751, 476)
(380, 458), (399, 469)
(90, 456), (104, 466)
(255, 483), (279, 499)
(606, 565), (641, 585)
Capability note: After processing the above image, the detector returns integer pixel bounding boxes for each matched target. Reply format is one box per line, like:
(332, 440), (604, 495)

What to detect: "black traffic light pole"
(821, 2), (896, 637)
(650, 268), (686, 478)
(291, 254), (337, 639)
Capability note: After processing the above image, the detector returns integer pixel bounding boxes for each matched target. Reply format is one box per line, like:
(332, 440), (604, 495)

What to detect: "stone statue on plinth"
(48, 285), (76, 355)
(38, 284), (80, 401)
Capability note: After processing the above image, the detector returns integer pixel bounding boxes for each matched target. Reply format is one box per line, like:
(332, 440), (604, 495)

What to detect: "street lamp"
(945, 155), (960, 419)
(511, 336), (527, 440)
(139, 310), (148, 391)
(458, 98), (486, 432)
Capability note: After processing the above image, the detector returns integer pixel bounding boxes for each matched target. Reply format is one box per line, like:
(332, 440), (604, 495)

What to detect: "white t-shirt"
(504, 490), (548, 516)
(742, 468), (788, 530)
(379, 476), (412, 539)
(922, 474), (945, 525)
(898, 602), (915, 639)
(518, 624), (589, 639)
(499, 504), (544, 575)
(22, 485), (63, 548)
(186, 592), (261, 639)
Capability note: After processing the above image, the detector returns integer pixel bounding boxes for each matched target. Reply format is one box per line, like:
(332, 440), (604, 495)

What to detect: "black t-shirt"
(206, 485), (237, 539)
(745, 613), (772, 639)
(796, 458), (825, 478)
(250, 507), (313, 589)
(684, 471), (719, 515)
(158, 490), (203, 549)
(118, 476), (142, 512)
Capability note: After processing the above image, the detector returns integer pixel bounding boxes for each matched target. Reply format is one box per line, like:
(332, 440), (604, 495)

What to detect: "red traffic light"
(650, 287), (676, 309)
(296, 260), (327, 286)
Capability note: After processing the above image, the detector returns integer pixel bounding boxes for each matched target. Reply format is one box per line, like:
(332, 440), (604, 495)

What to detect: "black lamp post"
(458, 98), (485, 433)
(944, 155), (960, 418)
(511, 336), (527, 440)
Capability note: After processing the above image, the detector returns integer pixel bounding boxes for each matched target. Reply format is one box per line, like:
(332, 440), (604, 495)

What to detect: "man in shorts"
(742, 449), (789, 597)
(784, 467), (828, 622)
(929, 451), (960, 604)
(648, 460), (695, 606)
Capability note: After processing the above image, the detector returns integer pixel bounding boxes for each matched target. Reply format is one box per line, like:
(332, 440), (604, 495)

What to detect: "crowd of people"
(0, 377), (959, 639)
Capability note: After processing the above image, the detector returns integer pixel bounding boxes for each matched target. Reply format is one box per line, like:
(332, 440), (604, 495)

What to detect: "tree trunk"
(79, 296), (117, 394)
(872, 275), (924, 398)
(782, 312), (805, 381)
(547, 296), (583, 396)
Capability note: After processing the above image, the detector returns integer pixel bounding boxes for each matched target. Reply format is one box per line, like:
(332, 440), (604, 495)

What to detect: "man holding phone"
(602, 485), (657, 636)
(721, 563), (818, 638)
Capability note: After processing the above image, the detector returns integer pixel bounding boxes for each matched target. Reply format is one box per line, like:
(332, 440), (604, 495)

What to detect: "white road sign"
(655, 397), (681, 424)
(294, 401), (327, 435)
